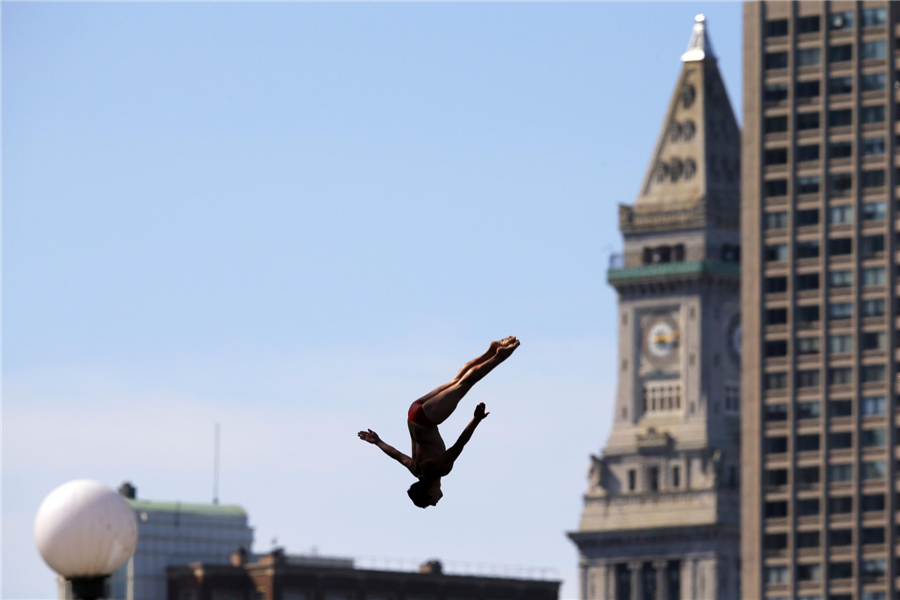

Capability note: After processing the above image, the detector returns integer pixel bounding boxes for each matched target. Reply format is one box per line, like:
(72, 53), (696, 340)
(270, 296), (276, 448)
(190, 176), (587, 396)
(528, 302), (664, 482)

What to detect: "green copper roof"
(608, 260), (739, 284)
(127, 499), (247, 517)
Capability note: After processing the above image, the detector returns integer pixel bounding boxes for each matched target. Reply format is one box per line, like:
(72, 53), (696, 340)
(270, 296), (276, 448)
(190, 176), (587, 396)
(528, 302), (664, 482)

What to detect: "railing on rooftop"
(353, 556), (560, 580)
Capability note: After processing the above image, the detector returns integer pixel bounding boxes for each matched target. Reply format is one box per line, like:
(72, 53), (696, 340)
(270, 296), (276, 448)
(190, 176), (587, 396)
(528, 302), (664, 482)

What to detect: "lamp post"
(34, 480), (138, 600)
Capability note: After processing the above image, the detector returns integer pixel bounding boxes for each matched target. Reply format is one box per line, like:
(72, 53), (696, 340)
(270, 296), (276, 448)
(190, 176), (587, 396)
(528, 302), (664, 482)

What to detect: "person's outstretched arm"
(358, 429), (413, 471)
(442, 402), (489, 465)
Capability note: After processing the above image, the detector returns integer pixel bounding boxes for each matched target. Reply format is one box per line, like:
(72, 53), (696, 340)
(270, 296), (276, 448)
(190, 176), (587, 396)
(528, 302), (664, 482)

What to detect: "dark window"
(862, 527), (885, 545)
(862, 40), (886, 60)
(797, 208), (819, 226)
(829, 367), (852, 385)
(862, 170), (885, 188)
(861, 298), (884, 316)
(765, 276), (788, 293)
(765, 115), (788, 133)
(765, 436), (788, 454)
(796, 240), (820, 258)
(648, 466), (659, 491)
(766, 469), (788, 487)
(798, 15), (820, 33)
(797, 48), (821, 66)
(797, 434), (820, 452)
(828, 11), (853, 31)
(765, 244), (788, 262)
(861, 105), (885, 124)
(829, 44), (853, 63)
(829, 496), (853, 513)
(765, 148), (788, 165)
(829, 302), (852, 319)
(797, 369), (820, 388)
(766, 340), (788, 357)
(830, 530), (853, 546)
(797, 531), (820, 547)
(830, 76), (853, 95)
(765, 179), (788, 197)
(861, 558), (886, 578)
(765, 52), (789, 70)
(797, 112), (820, 130)
(829, 140), (852, 158)
(860, 428), (886, 447)
(797, 401), (820, 419)
(828, 237), (852, 255)
(796, 305), (819, 324)
(797, 499), (820, 518)
(764, 532), (788, 551)
(797, 337), (821, 354)
(862, 494), (885, 512)
(766, 308), (788, 325)
(862, 137), (885, 156)
(765, 403), (788, 420)
(830, 431), (853, 448)
(765, 211), (788, 230)
(830, 172), (852, 192)
(796, 80), (820, 99)
(797, 273), (820, 291)
(862, 72), (886, 92)
(829, 109), (852, 126)
(797, 144), (819, 162)
(862, 201), (885, 220)
(796, 563), (821, 582)
(720, 244), (739, 262)
(861, 234), (885, 255)
(861, 365), (885, 383)
(829, 399), (852, 417)
(671, 466), (680, 488)
(628, 469), (635, 491)
(829, 561), (853, 579)
(765, 500), (788, 518)
(797, 175), (820, 194)
(830, 463), (852, 481)
(766, 19), (788, 37)
(765, 83), (789, 102)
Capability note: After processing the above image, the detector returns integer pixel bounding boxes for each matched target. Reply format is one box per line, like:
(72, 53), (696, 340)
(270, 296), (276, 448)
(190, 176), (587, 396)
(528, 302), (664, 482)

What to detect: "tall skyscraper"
(568, 15), (742, 600)
(742, 3), (898, 599)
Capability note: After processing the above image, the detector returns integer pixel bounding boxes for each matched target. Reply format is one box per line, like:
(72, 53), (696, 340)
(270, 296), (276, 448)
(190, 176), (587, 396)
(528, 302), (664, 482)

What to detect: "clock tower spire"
(568, 15), (741, 600)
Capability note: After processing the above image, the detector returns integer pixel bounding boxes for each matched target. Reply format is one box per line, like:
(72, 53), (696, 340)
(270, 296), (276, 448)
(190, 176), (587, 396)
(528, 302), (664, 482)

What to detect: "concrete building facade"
(569, 15), (742, 600)
(742, 2), (899, 600)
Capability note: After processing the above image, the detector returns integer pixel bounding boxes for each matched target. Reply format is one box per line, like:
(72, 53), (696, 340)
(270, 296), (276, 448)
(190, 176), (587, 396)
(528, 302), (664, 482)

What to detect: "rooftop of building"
(118, 481), (247, 517)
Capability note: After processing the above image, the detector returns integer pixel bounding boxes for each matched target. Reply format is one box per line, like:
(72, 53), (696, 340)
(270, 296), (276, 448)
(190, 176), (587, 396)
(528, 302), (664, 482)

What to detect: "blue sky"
(2, 3), (742, 598)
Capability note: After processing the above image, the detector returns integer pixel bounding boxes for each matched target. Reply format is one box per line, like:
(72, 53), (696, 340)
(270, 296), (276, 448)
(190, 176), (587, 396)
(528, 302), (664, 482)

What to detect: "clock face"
(647, 320), (679, 358)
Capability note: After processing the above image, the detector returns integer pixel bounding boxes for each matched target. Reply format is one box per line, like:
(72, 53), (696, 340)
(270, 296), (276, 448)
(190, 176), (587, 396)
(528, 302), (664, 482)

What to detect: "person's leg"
(412, 337), (516, 405)
(420, 339), (519, 424)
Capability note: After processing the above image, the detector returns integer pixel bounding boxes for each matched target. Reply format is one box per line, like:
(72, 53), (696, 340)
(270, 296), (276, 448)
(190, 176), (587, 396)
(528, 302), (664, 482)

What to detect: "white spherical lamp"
(34, 480), (138, 599)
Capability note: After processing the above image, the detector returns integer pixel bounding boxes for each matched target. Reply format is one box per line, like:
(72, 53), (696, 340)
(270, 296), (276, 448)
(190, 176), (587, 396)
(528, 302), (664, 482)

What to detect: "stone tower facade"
(568, 16), (742, 600)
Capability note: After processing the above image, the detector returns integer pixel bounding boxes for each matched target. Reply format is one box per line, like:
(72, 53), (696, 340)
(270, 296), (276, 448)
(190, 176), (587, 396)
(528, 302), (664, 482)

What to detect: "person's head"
(408, 478), (443, 508)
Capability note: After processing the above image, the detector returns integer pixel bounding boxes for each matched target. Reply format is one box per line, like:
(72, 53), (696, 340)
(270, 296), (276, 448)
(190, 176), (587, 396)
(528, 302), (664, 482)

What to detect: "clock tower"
(568, 16), (741, 600)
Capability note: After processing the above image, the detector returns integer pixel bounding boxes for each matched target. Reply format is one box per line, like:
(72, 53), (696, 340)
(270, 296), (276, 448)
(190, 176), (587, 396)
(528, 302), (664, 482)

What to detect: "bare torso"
(407, 421), (452, 478)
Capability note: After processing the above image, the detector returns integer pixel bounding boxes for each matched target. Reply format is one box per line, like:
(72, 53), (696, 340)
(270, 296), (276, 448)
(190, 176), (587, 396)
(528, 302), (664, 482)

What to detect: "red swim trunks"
(408, 400), (438, 428)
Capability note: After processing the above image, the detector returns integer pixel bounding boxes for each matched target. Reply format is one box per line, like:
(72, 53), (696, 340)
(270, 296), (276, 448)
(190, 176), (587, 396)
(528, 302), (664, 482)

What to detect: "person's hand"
(474, 402), (490, 421)
(358, 429), (380, 444)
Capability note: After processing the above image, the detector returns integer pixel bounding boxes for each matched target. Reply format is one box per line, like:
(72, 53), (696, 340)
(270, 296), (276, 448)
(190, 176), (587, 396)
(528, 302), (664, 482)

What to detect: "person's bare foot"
(490, 337), (516, 352)
(495, 338), (520, 361)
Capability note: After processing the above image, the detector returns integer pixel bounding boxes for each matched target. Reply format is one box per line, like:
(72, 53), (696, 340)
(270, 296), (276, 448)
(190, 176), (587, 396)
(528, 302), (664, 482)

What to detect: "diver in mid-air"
(358, 337), (520, 508)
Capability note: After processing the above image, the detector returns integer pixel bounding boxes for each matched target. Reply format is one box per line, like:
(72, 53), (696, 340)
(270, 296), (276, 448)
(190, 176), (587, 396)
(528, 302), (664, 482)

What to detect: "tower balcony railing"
(607, 249), (740, 285)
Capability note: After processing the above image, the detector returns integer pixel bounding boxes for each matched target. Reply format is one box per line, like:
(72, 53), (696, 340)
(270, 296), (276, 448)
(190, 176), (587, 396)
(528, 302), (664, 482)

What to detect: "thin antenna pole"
(213, 423), (220, 505)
